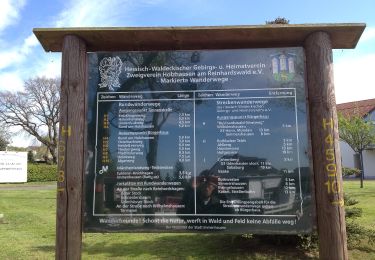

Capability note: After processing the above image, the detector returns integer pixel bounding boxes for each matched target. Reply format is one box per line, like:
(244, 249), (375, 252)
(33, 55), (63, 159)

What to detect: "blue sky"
(1, 0), (375, 146)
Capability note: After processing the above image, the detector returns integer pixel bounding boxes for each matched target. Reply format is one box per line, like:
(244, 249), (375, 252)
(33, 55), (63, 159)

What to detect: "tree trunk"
(49, 145), (57, 164)
(359, 150), (364, 188)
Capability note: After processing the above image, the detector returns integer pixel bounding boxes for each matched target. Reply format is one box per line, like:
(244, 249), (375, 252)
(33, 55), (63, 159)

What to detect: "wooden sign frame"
(34, 23), (365, 260)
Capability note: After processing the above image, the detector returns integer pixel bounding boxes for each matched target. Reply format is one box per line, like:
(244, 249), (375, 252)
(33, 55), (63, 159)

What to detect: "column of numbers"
(178, 136), (191, 162)
(178, 113), (191, 128)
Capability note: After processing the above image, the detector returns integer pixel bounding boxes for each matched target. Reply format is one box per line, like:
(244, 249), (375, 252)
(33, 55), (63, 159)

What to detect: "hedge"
(342, 167), (361, 177)
(27, 163), (57, 182)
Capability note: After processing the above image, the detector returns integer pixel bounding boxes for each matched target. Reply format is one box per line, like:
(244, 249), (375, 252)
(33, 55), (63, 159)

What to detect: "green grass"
(0, 187), (55, 259)
(0, 181), (374, 259)
(343, 180), (375, 229)
(343, 180), (375, 260)
(0, 181), (56, 187)
(81, 233), (316, 260)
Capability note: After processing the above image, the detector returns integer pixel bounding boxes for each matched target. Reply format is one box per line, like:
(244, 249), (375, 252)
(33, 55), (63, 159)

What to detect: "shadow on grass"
(34, 245), (55, 252)
(80, 234), (317, 259)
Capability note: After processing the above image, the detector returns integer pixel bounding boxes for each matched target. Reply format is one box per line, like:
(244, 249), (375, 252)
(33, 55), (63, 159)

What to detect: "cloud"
(0, 52), (61, 93)
(0, 0), (166, 94)
(55, 0), (134, 27)
(0, 33), (39, 70)
(0, 71), (24, 91)
(22, 33), (39, 52)
(9, 126), (35, 147)
(334, 53), (375, 104)
(35, 53), (62, 79)
(22, 0), (164, 80)
(55, 0), (163, 27)
(0, 0), (26, 33)
(359, 27), (375, 44)
(0, 33), (39, 92)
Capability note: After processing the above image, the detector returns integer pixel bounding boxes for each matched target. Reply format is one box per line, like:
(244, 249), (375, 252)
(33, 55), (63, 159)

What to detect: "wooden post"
(56, 35), (87, 260)
(304, 32), (348, 260)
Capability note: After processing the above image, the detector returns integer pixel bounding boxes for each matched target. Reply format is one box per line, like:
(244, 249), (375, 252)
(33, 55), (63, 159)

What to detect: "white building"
(337, 98), (375, 178)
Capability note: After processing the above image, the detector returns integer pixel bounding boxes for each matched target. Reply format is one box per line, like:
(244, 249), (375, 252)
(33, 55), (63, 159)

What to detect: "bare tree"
(0, 77), (59, 163)
(0, 123), (10, 150)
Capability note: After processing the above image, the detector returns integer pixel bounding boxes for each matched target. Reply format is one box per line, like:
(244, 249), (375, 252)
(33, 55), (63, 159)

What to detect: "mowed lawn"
(0, 180), (374, 259)
(343, 180), (375, 229)
(343, 180), (375, 260)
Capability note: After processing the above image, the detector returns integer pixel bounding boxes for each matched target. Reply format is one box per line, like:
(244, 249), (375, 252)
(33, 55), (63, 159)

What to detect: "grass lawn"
(343, 180), (375, 229)
(343, 180), (375, 260)
(0, 181), (56, 187)
(0, 187), (55, 259)
(0, 180), (374, 259)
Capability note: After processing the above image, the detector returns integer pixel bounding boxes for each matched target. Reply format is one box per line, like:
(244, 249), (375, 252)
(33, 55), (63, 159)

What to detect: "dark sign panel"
(85, 48), (313, 233)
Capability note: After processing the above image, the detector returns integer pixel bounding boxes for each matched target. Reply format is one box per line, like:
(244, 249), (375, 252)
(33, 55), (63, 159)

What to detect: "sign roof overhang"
(33, 23), (366, 52)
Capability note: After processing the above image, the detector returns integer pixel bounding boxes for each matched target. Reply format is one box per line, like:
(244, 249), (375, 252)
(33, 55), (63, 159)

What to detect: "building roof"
(337, 98), (375, 118)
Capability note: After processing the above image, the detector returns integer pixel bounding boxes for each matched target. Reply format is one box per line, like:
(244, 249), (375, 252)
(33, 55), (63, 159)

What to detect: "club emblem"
(98, 56), (123, 91)
(271, 52), (296, 82)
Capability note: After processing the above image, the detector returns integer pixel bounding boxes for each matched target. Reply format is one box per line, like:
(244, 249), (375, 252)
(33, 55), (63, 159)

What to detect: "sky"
(1, 0), (375, 146)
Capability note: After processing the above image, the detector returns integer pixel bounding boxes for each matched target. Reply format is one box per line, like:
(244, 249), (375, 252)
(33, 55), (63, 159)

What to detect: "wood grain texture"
(33, 23), (365, 52)
(56, 38), (68, 260)
(56, 35), (87, 260)
(304, 32), (348, 260)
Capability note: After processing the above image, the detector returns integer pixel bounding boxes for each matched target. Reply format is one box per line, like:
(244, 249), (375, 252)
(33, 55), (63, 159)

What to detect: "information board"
(0, 151), (27, 183)
(85, 48), (313, 233)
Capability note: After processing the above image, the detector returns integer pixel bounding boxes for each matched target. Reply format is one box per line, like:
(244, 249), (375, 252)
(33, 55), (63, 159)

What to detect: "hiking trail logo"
(98, 56), (123, 91)
(271, 52), (296, 82)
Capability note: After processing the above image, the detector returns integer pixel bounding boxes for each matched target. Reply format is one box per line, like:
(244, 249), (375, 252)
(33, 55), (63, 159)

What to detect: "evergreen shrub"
(27, 163), (57, 182)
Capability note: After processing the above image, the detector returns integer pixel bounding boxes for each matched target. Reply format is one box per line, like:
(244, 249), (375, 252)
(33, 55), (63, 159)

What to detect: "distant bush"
(27, 151), (35, 163)
(342, 167), (360, 177)
(27, 163), (57, 182)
